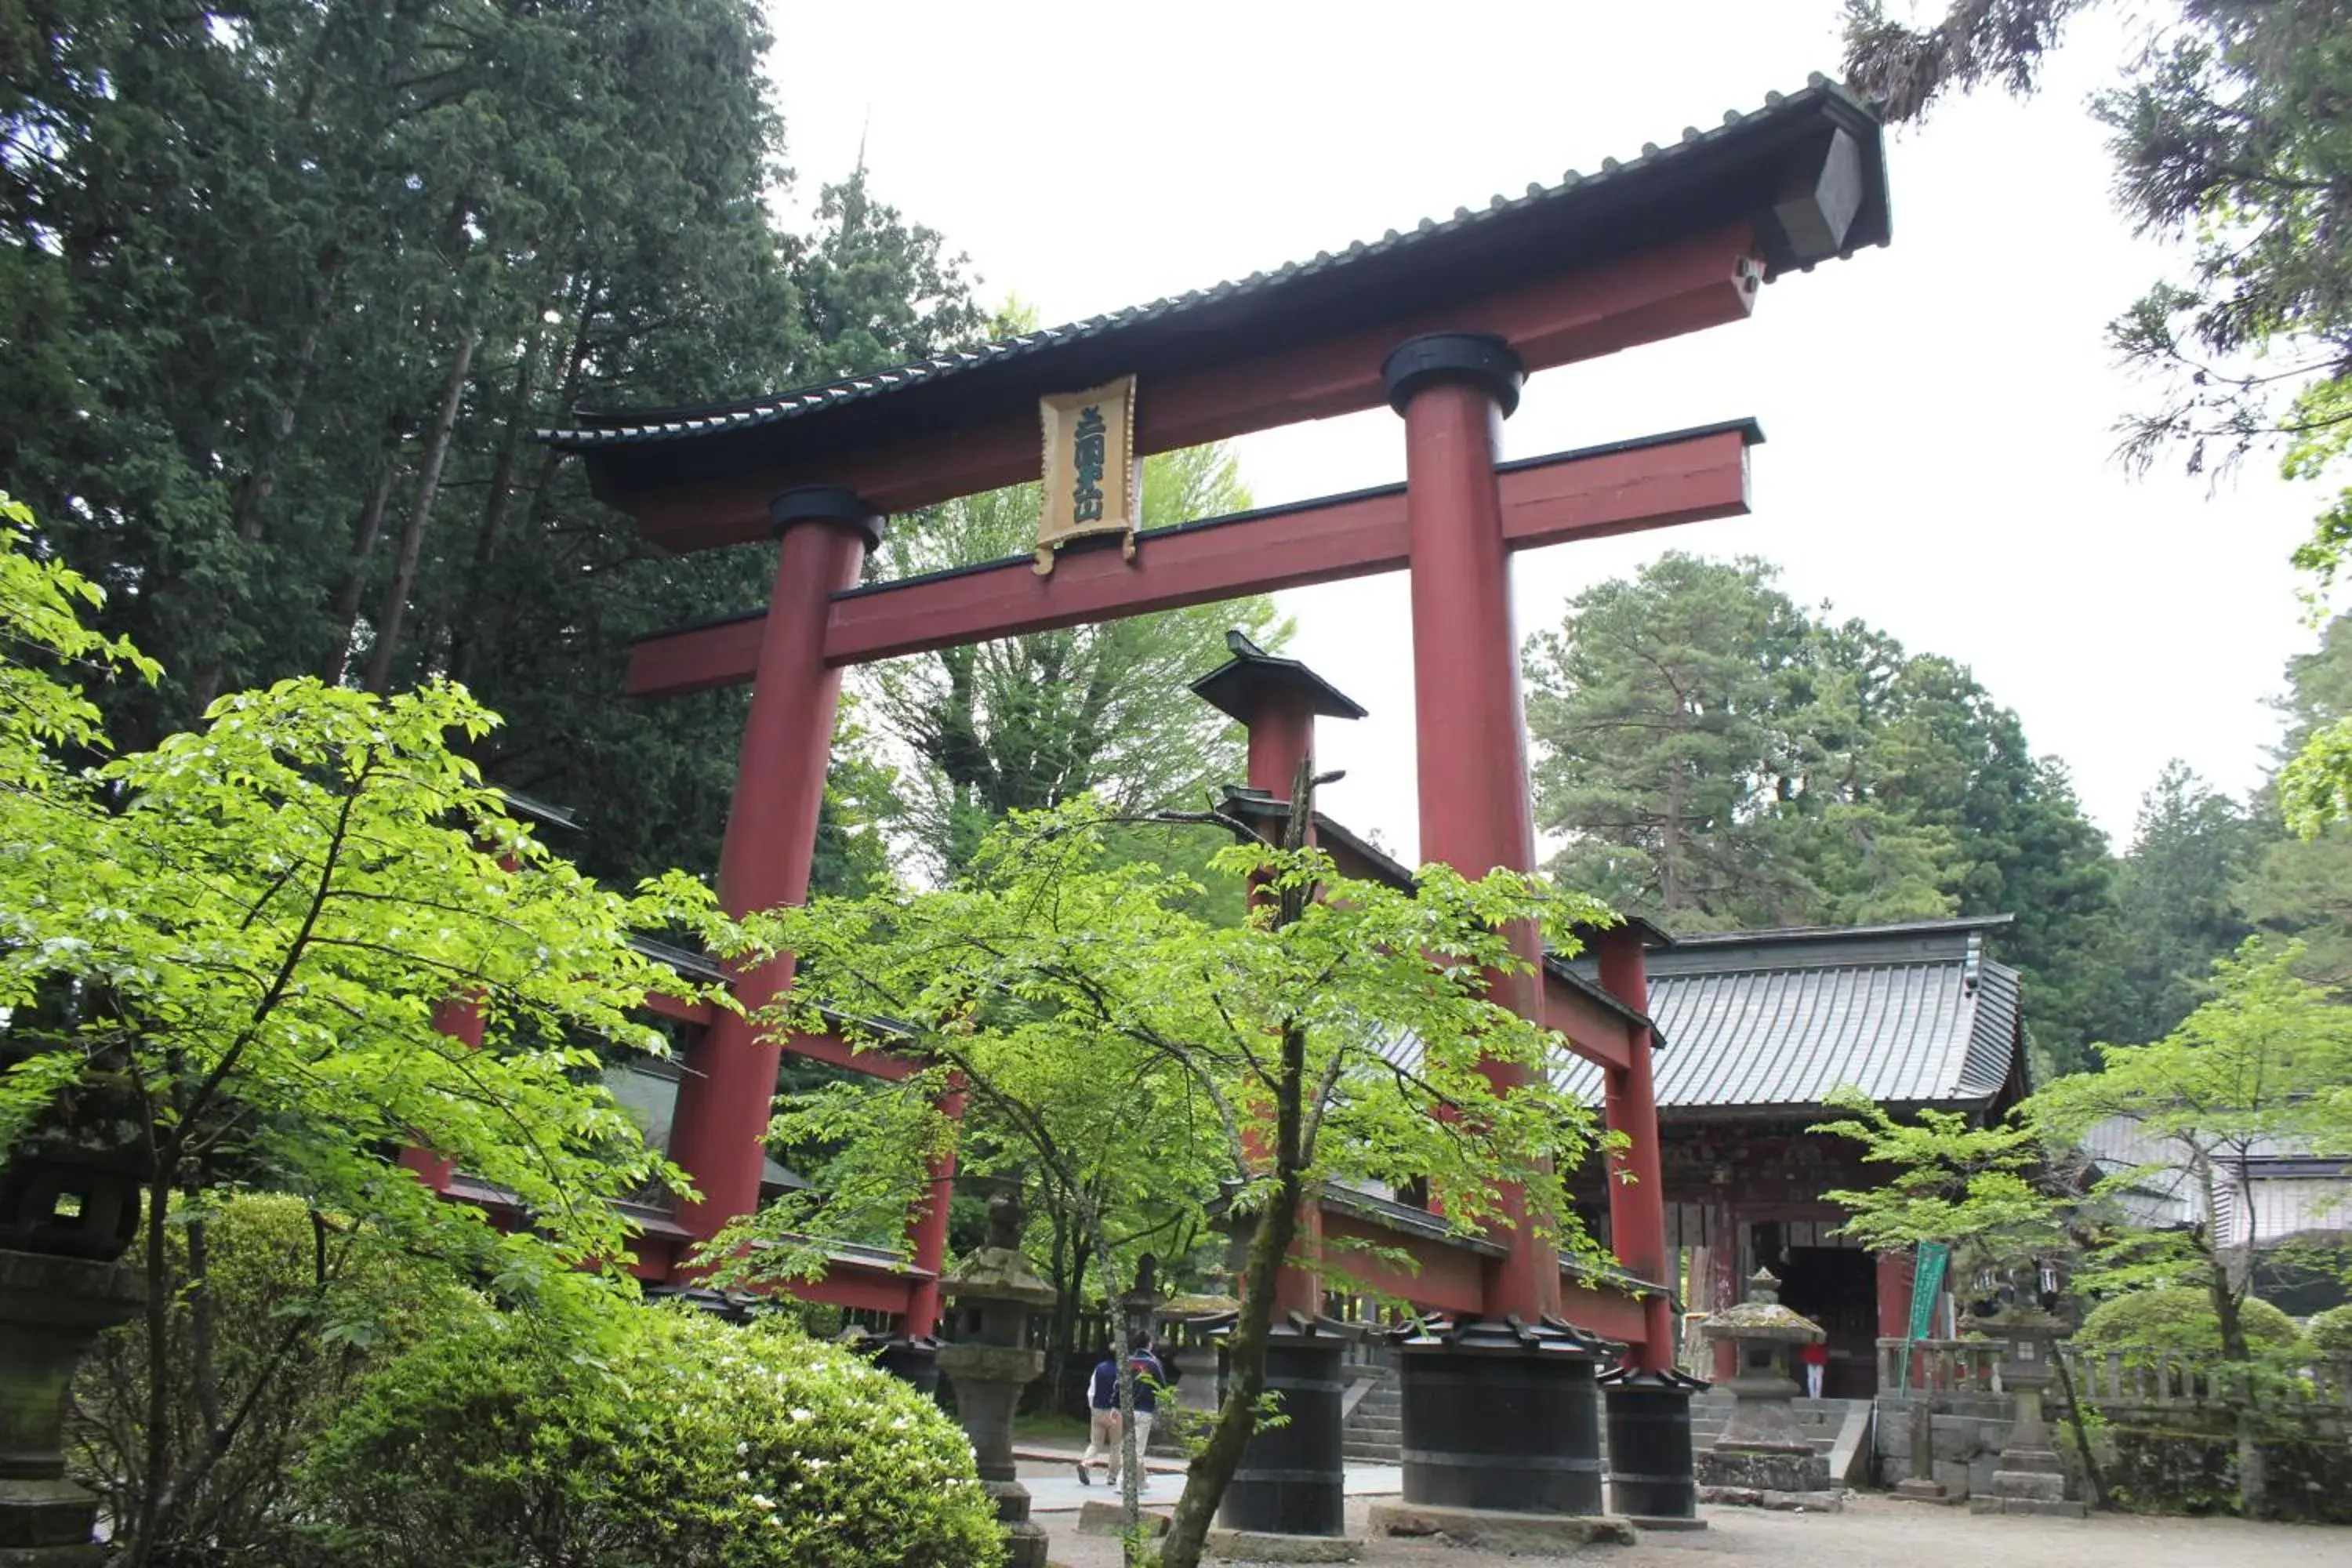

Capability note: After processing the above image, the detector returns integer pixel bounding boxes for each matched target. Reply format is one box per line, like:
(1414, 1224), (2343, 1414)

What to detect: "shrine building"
(1561, 915), (2029, 1397)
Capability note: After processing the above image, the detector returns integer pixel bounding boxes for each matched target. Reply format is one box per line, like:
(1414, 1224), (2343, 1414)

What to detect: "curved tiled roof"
(1552, 919), (2021, 1112)
(537, 76), (1886, 456)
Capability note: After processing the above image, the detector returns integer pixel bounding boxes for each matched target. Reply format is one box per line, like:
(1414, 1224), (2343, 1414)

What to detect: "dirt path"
(1040, 1493), (2342, 1566)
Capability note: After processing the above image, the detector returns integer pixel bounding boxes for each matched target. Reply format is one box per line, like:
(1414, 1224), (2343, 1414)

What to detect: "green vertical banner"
(1898, 1242), (1951, 1388)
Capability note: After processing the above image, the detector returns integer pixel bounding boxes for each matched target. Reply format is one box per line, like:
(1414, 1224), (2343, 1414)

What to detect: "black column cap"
(770, 484), (884, 549)
(1190, 628), (1368, 724)
(1381, 332), (1526, 419)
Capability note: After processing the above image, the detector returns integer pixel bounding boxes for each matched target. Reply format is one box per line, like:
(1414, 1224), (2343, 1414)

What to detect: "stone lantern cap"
(1388, 1312), (1610, 1359)
(938, 1195), (1057, 1308)
(1958, 1304), (2071, 1341)
(1698, 1269), (1823, 1346)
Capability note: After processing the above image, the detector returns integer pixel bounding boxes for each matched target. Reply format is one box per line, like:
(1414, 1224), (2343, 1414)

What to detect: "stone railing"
(2059, 1348), (2352, 1414)
(1875, 1337), (2007, 1392)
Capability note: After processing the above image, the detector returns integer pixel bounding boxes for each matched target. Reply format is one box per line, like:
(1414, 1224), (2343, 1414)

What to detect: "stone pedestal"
(1371, 1313), (1634, 1548)
(1965, 1312), (2083, 1519)
(1893, 1396), (1957, 1503)
(1214, 1316), (1352, 1543)
(0, 1249), (145, 1564)
(1692, 1270), (1835, 1509)
(935, 1197), (1057, 1568)
(1598, 1364), (1708, 1527)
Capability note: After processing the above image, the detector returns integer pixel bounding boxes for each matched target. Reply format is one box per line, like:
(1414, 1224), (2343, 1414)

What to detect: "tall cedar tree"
(1526, 553), (2126, 1071)
(0, 2), (979, 889)
(2246, 612), (2352, 986)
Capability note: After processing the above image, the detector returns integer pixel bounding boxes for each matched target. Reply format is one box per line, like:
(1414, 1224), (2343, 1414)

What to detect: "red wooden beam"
(644, 991), (713, 1026)
(1318, 1211), (1489, 1317)
(1558, 1277), (1651, 1347)
(780, 1029), (920, 1082)
(1542, 971), (1635, 1073)
(626, 421), (1755, 698)
(614, 224), (1760, 551)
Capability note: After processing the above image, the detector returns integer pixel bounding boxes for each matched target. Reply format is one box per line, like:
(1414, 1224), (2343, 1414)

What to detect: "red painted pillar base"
(666, 488), (880, 1248)
(901, 1086), (965, 1338)
(1596, 929), (1674, 1370)
(1386, 332), (1558, 1325)
(400, 996), (485, 1193)
(1875, 1248), (1916, 1391)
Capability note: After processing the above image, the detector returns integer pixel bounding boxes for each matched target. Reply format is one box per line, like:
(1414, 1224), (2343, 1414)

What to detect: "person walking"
(1076, 1344), (1120, 1486)
(1800, 1339), (1828, 1400)
(1119, 1330), (1165, 1490)
(1076, 1332), (1166, 1490)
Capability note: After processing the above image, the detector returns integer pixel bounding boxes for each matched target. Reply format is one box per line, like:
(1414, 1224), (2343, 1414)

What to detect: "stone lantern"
(0, 1053), (149, 1564)
(1961, 1262), (2082, 1519)
(1692, 1269), (1833, 1506)
(934, 1194), (1056, 1568)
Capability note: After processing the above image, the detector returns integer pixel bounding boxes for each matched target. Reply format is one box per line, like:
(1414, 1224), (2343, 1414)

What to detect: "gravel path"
(1038, 1492), (2342, 1567)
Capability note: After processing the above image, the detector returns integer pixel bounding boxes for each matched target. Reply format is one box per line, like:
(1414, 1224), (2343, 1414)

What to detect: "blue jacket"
(1089, 1352), (1163, 1413)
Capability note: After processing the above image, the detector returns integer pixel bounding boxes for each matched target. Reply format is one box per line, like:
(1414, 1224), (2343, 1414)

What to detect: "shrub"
(68, 1192), (481, 1563)
(2309, 1305), (2352, 1355)
(2075, 1287), (2303, 1360)
(300, 1304), (1003, 1568)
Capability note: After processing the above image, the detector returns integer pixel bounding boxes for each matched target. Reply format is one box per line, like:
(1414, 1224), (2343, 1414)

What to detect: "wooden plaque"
(1035, 376), (1138, 575)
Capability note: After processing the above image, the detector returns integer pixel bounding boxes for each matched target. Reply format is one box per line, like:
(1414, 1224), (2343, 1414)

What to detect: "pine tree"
(2111, 760), (2260, 1041)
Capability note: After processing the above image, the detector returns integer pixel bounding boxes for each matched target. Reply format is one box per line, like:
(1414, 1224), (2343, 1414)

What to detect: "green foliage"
(2037, 940), (2352, 1345)
(2, 510), (750, 1560)
(1846, 2), (2352, 829)
(300, 1305), (1002, 1568)
(1810, 1090), (2069, 1265)
(717, 804), (1614, 1293)
(1524, 552), (2125, 1070)
(707, 800), (1615, 1566)
(2076, 1287), (2302, 1361)
(0, 2), (979, 889)
(2306, 1304), (2352, 1353)
(70, 1193), (488, 1565)
(2245, 613), (2352, 987)
(2111, 760), (2260, 1044)
(871, 443), (1289, 877)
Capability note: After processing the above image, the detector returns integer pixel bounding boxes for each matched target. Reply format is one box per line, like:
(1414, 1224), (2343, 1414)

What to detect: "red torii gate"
(542, 79), (1889, 1366)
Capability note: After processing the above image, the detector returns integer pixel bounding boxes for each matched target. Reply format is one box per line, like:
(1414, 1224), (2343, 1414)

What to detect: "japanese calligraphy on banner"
(1035, 376), (1138, 575)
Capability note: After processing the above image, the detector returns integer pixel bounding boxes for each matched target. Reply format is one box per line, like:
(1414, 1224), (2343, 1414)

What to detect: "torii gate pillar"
(666, 487), (876, 1240)
(1387, 333), (1558, 1323)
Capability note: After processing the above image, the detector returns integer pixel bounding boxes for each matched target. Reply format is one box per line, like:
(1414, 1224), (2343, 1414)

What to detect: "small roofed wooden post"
(1592, 917), (1678, 1371)
(1189, 630), (1368, 1319)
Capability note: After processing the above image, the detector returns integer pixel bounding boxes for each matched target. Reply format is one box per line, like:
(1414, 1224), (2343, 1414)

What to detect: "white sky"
(765, 0), (2321, 862)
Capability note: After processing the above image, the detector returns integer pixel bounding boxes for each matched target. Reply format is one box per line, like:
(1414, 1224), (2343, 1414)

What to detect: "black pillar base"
(1599, 1366), (1708, 1523)
(1394, 1316), (1604, 1516)
(1216, 1320), (1350, 1538)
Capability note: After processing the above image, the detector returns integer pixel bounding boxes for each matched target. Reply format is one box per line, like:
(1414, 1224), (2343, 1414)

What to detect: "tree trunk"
(1159, 1138), (1302, 1568)
(364, 326), (477, 695)
(322, 455), (401, 686)
(443, 314), (543, 688)
(1160, 768), (1316, 1568)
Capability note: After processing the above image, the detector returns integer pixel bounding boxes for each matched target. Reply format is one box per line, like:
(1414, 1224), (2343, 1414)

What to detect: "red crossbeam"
(615, 224), (1758, 551)
(627, 420), (1755, 699)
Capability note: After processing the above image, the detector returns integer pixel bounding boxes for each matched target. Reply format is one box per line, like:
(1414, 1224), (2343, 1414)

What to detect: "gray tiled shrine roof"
(536, 76), (1886, 454)
(1554, 916), (2023, 1114)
